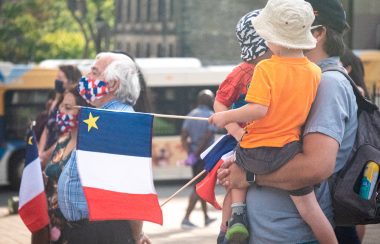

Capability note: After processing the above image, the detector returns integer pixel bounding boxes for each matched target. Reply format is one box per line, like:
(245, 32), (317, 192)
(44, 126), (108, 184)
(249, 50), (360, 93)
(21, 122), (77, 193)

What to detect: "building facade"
(114, 0), (266, 64)
(342, 0), (380, 49)
(114, 0), (380, 64)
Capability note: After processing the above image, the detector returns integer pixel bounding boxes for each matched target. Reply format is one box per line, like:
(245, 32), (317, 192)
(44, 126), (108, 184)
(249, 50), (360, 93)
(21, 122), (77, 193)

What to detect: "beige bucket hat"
(252, 0), (317, 50)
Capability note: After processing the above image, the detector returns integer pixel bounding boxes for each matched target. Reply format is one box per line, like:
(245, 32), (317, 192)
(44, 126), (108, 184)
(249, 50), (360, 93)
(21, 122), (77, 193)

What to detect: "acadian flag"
(196, 135), (237, 210)
(76, 107), (163, 225)
(18, 131), (49, 233)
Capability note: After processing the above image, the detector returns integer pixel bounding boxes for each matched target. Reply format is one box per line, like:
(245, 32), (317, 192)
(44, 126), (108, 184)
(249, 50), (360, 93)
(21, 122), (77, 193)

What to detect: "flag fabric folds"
(196, 151), (235, 210)
(76, 107), (163, 225)
(200, 134), (237, 172)
(18, 131), (49, 233)
(196, 135), (237, 209)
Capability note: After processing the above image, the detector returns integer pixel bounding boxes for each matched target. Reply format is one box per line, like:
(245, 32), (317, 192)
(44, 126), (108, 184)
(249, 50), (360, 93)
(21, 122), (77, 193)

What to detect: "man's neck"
(305, 46), (329, 64)
(91, 94), (115, 108)
(275, 48), (304, 58)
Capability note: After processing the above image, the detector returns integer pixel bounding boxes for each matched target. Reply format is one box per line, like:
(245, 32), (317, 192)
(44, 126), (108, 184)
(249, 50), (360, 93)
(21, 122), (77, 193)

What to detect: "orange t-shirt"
(240, 55), (321, 148)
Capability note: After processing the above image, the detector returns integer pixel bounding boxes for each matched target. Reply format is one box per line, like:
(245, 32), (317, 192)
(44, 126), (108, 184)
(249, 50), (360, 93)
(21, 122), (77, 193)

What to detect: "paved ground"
(1, 184), (380, 244)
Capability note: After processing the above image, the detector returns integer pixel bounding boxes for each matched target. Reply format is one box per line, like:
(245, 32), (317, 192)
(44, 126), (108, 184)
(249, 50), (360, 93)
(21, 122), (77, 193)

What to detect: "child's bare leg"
(291, 191), (338, 244)
(217, 190), (232, 244)
(222, 190), (232, 227)
(231, 187), (247, 204)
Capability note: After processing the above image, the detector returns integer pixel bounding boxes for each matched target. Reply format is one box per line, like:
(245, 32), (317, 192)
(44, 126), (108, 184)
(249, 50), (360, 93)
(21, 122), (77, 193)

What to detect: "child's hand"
(209, 112), (228, 128)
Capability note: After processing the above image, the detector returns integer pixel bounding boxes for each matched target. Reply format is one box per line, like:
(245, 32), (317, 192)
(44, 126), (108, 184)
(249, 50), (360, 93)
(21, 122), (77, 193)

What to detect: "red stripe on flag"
(18, 192), (49, 233)
(83, 187), (163, 225)
(196, 159), (224, 210)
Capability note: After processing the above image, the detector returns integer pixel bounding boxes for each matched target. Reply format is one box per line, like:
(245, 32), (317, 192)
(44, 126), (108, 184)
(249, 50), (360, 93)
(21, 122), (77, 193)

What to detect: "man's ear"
(108, 79), (119, 93)
(345, 65), (352, 74)
(312, 27), (326, 42)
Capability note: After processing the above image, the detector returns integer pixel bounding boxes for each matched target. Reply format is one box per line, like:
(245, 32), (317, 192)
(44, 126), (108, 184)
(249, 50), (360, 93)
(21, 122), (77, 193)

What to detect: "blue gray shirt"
(57, 100), (134, 221)
(182, 105), (217, 153)
(246, 57), (358, 243)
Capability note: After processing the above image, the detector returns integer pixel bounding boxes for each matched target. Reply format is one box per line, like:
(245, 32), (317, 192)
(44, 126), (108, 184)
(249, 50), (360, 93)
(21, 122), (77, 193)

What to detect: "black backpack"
(323, 67), (380, 226)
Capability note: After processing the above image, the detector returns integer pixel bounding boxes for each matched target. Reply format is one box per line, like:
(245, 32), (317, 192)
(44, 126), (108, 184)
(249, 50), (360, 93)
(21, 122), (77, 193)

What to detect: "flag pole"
(160, 169), (207, 207)
(73, 106), (209, 121)
(152, 113), (208, 121)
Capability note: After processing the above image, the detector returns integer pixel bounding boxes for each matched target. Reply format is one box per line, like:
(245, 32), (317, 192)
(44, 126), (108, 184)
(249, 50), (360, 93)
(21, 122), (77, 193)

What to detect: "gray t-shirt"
(246, 57), (358, 243)
(182, 105), (216, 153)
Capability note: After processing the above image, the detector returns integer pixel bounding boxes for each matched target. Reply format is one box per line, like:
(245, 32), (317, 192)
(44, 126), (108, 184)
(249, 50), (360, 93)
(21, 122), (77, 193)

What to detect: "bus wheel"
(9, 151), (25, 191)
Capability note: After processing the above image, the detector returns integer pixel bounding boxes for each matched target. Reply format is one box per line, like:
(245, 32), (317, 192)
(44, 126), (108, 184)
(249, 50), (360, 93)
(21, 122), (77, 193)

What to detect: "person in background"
(341, 48), (369, 97)
(180, 89), (217, 229)
(38, 65), (82, 168)
(32, 89), (89, 244)
(34, 90), (56, 143)
(57, 52), (151, 244)
(213, 9), (270, 244)
(335, 48), (369, 243)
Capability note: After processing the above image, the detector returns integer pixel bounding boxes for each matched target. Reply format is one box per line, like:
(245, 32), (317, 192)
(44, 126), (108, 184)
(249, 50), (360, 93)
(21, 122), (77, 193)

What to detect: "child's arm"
(209, 103), (268, 128)
(214, 100), (246, 141)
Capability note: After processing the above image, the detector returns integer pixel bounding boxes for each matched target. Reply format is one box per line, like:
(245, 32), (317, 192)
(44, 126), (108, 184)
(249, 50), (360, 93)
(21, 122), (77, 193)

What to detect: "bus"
(138, 59), (234, 180)
(0, 58), (234, 188)
(2, 51), (379, 188)
(0, 66), (57, 189)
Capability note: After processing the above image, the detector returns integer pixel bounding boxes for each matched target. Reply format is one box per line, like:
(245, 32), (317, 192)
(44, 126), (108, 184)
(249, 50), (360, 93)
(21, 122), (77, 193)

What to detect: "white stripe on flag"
(200, 135), (227, 159)
(221, 151), (235, 161)
(18, 158), (44, 209)
(76, 150), (156, 194)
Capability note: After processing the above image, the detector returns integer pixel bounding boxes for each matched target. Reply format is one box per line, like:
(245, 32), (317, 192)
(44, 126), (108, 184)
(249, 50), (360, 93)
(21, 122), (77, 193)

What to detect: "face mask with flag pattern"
(56, 112), (78, 133)
(78, 76), (109, 102)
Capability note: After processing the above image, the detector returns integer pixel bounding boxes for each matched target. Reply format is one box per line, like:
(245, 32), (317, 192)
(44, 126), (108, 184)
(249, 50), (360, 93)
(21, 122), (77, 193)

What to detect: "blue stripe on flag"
(78, 107), (153, 157)
(202, 134), (237, 172)
(25, 131), (38, 167)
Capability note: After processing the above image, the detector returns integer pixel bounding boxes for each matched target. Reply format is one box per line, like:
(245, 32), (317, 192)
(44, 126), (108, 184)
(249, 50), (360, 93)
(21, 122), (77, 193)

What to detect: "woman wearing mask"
(32, 88), (89, 244)
(38, 65), (82, 168)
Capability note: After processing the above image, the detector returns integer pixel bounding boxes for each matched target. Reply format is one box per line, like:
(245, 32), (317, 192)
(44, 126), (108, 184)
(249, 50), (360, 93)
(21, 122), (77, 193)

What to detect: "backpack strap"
(323, 66), (378, 112)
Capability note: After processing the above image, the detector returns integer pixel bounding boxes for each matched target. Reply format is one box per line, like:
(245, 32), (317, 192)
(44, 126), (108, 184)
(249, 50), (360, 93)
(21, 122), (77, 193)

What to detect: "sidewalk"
(0, 185), (223, 244)
(1, 185), (380, 244)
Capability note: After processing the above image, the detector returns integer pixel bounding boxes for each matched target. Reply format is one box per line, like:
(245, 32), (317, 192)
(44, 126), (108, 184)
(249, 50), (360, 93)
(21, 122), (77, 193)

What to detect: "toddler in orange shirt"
(209, 0), (337, 243)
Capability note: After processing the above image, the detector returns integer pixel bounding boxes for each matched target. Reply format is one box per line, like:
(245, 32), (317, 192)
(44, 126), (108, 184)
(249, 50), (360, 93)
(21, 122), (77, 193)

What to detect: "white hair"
(95, 52), (131, 63)
(103, 57), (141, 105)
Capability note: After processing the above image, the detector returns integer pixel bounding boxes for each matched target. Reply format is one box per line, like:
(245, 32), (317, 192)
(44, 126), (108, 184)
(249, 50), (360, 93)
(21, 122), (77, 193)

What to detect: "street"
(0, 183), (223, 244)
(1, 183), (380, 244)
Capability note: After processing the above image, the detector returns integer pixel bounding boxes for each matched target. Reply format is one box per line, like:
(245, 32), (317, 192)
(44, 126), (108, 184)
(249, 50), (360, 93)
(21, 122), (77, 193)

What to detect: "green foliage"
(0, 0), (113, 63)
(35, 30), (88, 61)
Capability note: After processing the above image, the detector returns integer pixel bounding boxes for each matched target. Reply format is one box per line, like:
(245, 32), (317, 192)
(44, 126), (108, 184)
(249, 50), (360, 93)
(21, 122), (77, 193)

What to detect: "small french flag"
(18, 131), (49, 233)
(196, 135), (237, 209)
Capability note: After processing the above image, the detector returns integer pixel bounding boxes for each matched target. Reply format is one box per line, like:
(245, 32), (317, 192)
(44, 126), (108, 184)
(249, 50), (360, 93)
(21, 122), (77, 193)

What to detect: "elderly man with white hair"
(57, 52), (151, 244)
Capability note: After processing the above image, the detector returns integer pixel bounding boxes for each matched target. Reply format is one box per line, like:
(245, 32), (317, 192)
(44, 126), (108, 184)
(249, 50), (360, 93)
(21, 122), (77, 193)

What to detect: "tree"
(66, 0), (113, 57)
(0, 0), (113, 63)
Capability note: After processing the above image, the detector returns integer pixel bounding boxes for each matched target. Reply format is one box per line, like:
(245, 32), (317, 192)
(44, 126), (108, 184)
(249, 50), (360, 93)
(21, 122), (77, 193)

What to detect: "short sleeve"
(182, 118), (190, 131)
(216, 70), (243, 107)
(304, 76), (350, 145)
(245, 66), (271, 106)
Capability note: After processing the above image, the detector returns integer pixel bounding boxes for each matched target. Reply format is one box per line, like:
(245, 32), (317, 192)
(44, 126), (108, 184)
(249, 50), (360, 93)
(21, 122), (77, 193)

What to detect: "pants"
(335, 226), (360, 244)
(63, 220), (135, 244)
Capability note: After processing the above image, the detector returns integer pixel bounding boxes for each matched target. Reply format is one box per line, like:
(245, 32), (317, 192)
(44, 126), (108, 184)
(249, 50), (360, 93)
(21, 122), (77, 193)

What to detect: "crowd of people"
(32, 53), (152, 244)
(27, 0), (372, 243)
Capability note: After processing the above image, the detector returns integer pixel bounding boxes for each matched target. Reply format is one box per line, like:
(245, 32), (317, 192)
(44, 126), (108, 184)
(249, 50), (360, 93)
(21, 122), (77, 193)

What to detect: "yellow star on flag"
(83, 112), (100, 132)
(28, 136), (33, 145)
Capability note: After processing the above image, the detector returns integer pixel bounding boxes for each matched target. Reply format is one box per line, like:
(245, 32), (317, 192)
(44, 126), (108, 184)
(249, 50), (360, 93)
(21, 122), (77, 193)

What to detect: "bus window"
(151, 86), (218, 136)
(4, 89), (51, 140)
